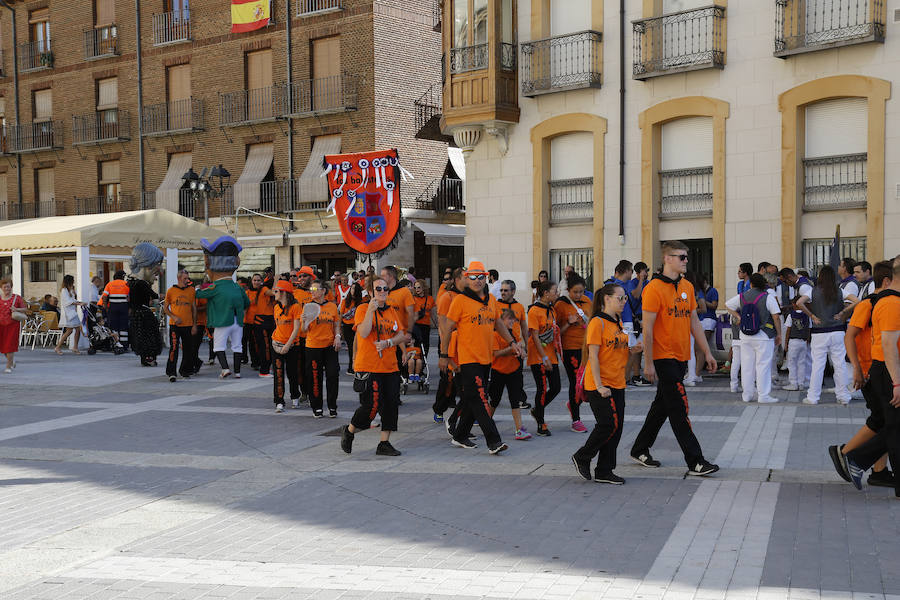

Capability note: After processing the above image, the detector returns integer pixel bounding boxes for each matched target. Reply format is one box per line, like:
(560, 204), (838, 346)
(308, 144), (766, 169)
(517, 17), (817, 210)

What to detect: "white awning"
(155, 152), (192, 213)
(234, 143), (274, 210)
(448, 147), (466, 181)
(300, 135), (341, 204)
(411, 221), (466, 246)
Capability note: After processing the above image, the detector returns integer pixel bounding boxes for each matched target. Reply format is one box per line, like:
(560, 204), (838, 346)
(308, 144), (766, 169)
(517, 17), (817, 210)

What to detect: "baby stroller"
(401, 341), (430, 395)
(85, 309), (127, 355)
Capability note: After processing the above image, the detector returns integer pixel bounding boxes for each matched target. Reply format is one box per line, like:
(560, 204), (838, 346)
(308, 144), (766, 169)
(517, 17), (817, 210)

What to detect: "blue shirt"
(737, 279), (750, 295)
(609, 277), (634, 323)
(702, 287), (719, 320)
(628, 277), (648, 318)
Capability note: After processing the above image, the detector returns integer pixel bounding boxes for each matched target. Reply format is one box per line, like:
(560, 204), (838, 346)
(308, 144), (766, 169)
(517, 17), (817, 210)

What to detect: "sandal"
(54, 347), (63, 355)
(72, 350), (81, 355)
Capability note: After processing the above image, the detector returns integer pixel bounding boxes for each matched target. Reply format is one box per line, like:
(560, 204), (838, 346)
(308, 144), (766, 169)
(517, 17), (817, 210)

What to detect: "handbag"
(574, 317), (603, 404)
(8, 295), (26, 322)
(353, 371), (371, 393)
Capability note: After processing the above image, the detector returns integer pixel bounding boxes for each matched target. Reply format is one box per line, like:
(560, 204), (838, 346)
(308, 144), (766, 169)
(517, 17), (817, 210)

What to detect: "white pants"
(785, 340), (809, 387)
(213, 322), (243, 354)
(740, 337), (775, 403)
(806, 331), (851, 404)
(730, 340), (742, 390)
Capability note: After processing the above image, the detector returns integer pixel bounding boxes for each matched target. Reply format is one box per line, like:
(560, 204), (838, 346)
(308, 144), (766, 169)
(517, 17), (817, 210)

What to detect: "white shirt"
(489, 280), (502, 299)
(558, 278), (569, 298)
(89, 284), (100, 303)
(858, 279), (875, 299)
(840, 279), (859, 300)
(725, 291), (781, 341)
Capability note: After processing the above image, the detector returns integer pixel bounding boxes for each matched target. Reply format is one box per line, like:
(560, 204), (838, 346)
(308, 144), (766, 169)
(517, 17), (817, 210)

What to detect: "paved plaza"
(1, 346), (899, 600)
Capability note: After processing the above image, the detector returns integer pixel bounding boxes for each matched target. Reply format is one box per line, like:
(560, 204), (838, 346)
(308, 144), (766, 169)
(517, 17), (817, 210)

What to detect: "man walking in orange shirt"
(163, 266), (197, 382)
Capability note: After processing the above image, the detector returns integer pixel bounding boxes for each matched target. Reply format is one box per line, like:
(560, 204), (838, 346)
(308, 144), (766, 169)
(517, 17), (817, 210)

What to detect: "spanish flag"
(231, 0), (270, 33)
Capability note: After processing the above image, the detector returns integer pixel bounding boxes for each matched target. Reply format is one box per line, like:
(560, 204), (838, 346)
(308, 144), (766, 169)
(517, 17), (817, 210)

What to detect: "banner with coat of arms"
(231, 0), (270, 33)
(323, 149), (413, 257)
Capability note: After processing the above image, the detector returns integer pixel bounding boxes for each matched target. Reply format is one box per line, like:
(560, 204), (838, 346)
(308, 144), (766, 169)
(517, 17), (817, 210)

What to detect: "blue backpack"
(739, 293), (766, 336)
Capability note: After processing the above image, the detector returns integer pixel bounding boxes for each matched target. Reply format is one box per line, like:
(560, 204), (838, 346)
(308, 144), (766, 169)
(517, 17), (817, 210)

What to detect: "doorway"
(685, 238), (713, 285)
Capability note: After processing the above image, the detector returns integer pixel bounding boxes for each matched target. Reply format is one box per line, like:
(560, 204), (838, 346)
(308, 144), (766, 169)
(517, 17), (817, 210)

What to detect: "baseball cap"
(274, 280), (294, 293)
(465, 261), (488, 275)
(298, 266), (315, 276)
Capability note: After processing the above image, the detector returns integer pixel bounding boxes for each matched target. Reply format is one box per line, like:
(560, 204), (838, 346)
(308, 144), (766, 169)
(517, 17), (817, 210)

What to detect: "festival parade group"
(2, 233), (898, 499)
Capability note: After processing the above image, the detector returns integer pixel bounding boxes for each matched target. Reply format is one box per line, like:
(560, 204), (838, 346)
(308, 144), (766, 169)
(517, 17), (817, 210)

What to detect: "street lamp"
(182, 166), (229, 225)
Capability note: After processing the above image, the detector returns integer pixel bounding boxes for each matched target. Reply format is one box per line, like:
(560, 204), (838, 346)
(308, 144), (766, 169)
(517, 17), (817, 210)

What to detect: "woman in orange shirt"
(412, 280), (436, 362)
(555, 276), (592, 433)
(271, 280), (302, 413)
(302, 280), (342, 418)
(571, 283), (640, 485)
(527, 280), (561, 436)
(248, 273), (276, 377)
(340, 282), (366, 375)
(339, 277), (410, 457)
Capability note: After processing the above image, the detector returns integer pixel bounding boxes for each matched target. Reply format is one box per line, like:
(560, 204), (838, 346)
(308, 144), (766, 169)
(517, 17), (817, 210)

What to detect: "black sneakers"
(631, 452), (661, 468)
(376, 441), (401, 456)
(339, 425), (354, 454)
(594, 472), (625, 485)
(572, 455), (591, 481)
(688, 460), (720, 477)
(536, 425), (552, 437)
(488, 442), (509, 455)
(828, 444), (851, 482)
(451, 438), (478, 449)
(868, 468), (896, 488)
(329, 409), (338, 418)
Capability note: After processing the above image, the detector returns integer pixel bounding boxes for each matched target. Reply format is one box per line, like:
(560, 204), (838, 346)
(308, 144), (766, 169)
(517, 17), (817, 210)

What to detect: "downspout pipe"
(285, 0), (295, 232)
(618, 0), (626, 243)
(135, 0), (146, 205)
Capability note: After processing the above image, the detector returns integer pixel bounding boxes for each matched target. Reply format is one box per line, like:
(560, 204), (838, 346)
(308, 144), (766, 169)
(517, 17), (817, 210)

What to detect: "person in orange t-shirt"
(193, 294), (214, 371)
(488, 309), (529, 440)
(527, 281), (561, 435)
(631, 240), (719, 476)
(432, 268), (464, 426)
(411, 280), (436, 359)
(555, 276), (592, 433)
(271, 280), (302, 412)
(292, 265), (315, 402)
(301, 280), (342, 418)
(163, 266), (197, 381)
(339, 277), (410, 457)
(572, 283), (641, 485)
(339, 282), (367, 375)
(247, 273), (276, 377)
(441, 261), (520, 454)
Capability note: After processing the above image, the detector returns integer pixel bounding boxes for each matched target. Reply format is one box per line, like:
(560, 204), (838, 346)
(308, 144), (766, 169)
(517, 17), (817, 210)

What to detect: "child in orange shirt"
(527, 280), (562, 436)
(271, 280), (302, 412)
(488, 309), (530, 440)
(301, 280), (342, 418)
(406, 345), (424, 383)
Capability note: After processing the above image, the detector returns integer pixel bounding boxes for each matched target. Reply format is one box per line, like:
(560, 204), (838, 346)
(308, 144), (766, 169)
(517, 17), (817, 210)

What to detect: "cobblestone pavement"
(1, 346), (899, 599)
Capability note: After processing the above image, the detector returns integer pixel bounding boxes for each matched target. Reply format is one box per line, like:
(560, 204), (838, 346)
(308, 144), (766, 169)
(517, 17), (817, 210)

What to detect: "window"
(659, 116), (713, 218)
(167, 64), (191, 129)
(97, 77), (118, 132)
(0, 98), (6, 153)
(549, 248), (593, 291)
(803, 97), (867, 211)
(453, 0), (468, 48)
(801, 237), (866, 272)
(165, 0), (190, 20)
(95, 0), (115, 26)
(549, 133), (593, 224)
(311, 37), (339, 111)
(246, 49), (273, 120)
(29, 9), (50, 53)
(33, 89), (52, 122)
(99, 160), (119, 201)
(36, 168), (54, 205)
(28, 260), (56, 282)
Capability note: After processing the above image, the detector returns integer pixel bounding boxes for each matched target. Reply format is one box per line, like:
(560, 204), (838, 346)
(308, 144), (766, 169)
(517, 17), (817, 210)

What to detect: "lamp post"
(183, 165), (230, 226)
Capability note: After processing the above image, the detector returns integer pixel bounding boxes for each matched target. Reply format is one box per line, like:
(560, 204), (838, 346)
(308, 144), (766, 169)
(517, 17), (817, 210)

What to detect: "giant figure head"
(201, 235), (242, 281)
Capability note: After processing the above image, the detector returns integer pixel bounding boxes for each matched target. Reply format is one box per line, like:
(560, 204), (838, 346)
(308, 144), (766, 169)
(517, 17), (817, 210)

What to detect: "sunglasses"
(374, 286), (389, 292)
(467, 274), (486, 281)
(614, 295), (627, 301)
(669, 254), (689, 261)
(309, 287), (321, 292)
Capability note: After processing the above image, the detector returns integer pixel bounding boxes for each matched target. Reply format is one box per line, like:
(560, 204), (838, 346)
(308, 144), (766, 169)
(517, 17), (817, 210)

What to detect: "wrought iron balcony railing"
(72, 194), (139, 216)
(142, 98), (204, 136)
(8, 121), (63, 153)
(522, 31), (602, 96)
(432, 0), (441, 31)
(140, 191), (157, 210)
(803, 153), (867, 211)
(633, 5), (725, 79)
(84, 25), (119, 60)
(280, 75), (360, 118)
(450, 43), (488, 74)
(413, 178), (465, 212)
(297, 0), (343, 16)
(152, 10), (191, 46)
(775, 0), (884, 56)
(0, 200), (57, 221)
(549, 177), (593, 224)
(230, 179), (326, 214)
(19, 40), (53, 73)
(219, 86), (282, 127)
(72, 109), (131, 145)
(659, 167), (713, 219)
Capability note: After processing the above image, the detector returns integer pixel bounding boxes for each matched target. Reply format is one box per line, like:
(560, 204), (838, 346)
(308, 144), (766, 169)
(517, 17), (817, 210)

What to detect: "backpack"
(739, 292), (766, 336)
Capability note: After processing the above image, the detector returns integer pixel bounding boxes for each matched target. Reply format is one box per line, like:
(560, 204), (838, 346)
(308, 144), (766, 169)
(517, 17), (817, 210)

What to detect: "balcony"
(659, 167), (713, 219)
(633, 5), (725, 80)
(0, 200), (57, 221)
(450, 43), (488, 74)
(72, 109), (131, 145)
(152, 10), (191, 46)
(549, 177), (593, 225)
(84, 25), (119, 60)
(219, 87), (282, 127)
(225, 179), (330, 215)
(142, 98), (204, 136)
(413, 177), (464, 213)
(414, 83), (454, 144)
(297, 0), (343, 17)
(803, 153), (867, 211)
(280, 75), (359, 118)
(775, 0), (884, 57)
(140, 191), (157, 210)
(522, 31), (602, 97)
(8, 121), (63, 153)
(19, 41), (53, 73)
(71, 194), (140, 216)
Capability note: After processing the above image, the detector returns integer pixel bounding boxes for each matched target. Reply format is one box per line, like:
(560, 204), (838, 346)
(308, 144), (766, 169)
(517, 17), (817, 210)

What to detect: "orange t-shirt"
(387, 286), (415, 330)
(527, 303), (559, 366)
(272, 302), (301, 345)
(848, 298), (874, 375)
(305, 302), (340, 349)
(583, 315), (630, 391)
(164, 285), (195, 326)
(195, 297), (208, 327)
(340, 296), (366, 325)
(870, 294), (900, 363)
(353, 304), (402, 373)
(448, 330), (459, 366)
(437, 286), (448, 305)
(555, 296), (592, 350)
(437, 288), (458, 318)
(446, 293), (502, 366)
(492, 331), (521, 375)
(497, 299), (527, 340)
(292, 287), (312, 337)
(413, 295), (435, 326)
(250, 287), (275, 317)
(642, 277), (697, 361)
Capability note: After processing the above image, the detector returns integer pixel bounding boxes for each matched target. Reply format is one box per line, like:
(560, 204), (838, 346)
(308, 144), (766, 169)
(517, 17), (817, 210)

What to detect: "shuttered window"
(167, 64), (191, 102)
(312, 36), (340, 80)
(36, 168), (54, 203)
(246, 49), (272, 90)
(0, 174), (7, 206)
(95, 0), (115, 26)
(99, 160), (119, 184)
(550, 0), (590, 36)
(34, 89), (52, 121)
(805, 97), (867, 158)
(661, 116), (713, 170)
(97, 77), (117, 110)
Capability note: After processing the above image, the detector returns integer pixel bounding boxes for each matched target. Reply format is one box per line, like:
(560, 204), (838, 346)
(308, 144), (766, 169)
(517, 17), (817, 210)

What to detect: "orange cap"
(274, 280), (294, 293)
(298, 266), (315, 276)
(465, 261), (488, 275)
